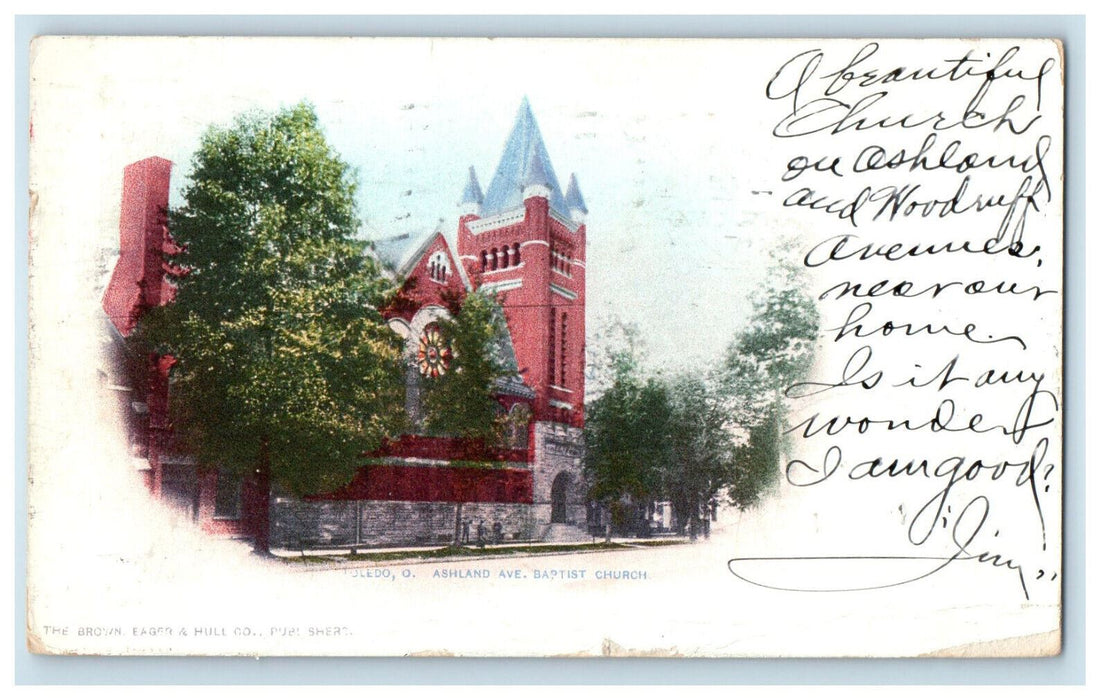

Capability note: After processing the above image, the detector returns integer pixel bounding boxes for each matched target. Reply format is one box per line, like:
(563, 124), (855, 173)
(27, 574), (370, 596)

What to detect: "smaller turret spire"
(460, 165), (483, 216)
(564, 173), (587, 222)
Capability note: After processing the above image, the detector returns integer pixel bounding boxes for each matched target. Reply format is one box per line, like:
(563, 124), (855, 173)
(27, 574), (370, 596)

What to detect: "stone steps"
(543, 523), (592, 543)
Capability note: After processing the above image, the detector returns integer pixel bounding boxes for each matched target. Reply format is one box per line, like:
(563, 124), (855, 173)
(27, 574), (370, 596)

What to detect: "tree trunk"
(688, 495), (700, 542)
(672, 495), (689, 538)
(603, 501), (612, 543)
(252, 437), (272, 555)
(453, 503), (463, 546)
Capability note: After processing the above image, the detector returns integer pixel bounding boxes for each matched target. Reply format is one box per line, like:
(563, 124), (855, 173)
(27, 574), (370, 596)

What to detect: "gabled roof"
(489, 303), (520, 374)
(488, 301), (535, 399)
(373, 237), (531, 398)
(371, 232), (426, 274)
(481, 97), (569, 218)
(370, 225), (472, 292)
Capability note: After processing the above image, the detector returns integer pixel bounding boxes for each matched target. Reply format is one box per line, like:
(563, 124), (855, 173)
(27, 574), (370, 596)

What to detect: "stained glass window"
(417, 323), (452, 379)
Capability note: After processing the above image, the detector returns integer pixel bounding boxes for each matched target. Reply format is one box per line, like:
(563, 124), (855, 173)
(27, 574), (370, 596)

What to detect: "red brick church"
(100, 99), (592, 548)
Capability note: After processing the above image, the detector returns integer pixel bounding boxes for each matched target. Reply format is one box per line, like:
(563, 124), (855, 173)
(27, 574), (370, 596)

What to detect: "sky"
(29, 36), (798, 378)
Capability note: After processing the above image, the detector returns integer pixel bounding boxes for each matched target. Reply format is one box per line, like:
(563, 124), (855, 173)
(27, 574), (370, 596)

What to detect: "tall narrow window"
(560, 312), (568, 387)
(548, 308), (557, 385)
(428, 252), (450, 282)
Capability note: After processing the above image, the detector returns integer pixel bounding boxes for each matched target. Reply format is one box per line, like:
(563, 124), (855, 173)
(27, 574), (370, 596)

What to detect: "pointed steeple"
(524, 151), (550, 188)
(481, 97), (568, 217)
(564, 173), (587, 222)
(459, 165), (483, 216)
(522, 150), (553, 201)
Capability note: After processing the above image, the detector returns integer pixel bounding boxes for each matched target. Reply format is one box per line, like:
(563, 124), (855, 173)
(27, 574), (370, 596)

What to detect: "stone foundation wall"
(270, 498), (538, 550)
(531, 422), (587, 526)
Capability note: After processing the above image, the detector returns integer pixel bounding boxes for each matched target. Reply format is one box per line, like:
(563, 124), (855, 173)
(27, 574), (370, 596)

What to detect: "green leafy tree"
(721, 251), (819, 510)
(584, 322), (672, 537)
(727, 416), (782, 511)
(416, 290), (518, 546)
(420, 290), (515, 443)
(661, 373), (733, 539)
(140, 103), (407, 553)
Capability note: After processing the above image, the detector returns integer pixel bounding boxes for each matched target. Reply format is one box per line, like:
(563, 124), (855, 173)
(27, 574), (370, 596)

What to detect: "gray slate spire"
(523, 150), (551, 189)
(481, 97), (568, 217)
(460, 165), (484, 205)
(564, 173), (587, 214)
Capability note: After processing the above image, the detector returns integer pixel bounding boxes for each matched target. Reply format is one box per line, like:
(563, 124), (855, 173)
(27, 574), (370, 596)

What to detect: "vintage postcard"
(26, 36), (1063, 657)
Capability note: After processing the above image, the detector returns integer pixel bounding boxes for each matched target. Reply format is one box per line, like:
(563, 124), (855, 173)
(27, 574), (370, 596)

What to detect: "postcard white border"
(10, 12), (1088, 687)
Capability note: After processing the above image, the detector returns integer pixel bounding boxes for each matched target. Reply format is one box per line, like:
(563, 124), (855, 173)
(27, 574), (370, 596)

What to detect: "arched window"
(549, 248), (571, 276)
(427, 252), (451, 283)
(501, 245), (510, 269)
(551, 472), (570, 523)
(481, 250), (488, 271)
(503, 403), (532, 450)
(511, 243), (521, 266)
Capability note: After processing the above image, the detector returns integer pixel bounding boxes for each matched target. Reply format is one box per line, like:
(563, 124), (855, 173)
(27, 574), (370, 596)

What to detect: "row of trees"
(138, 103), (513, 551)
(584, 255), (818, 539)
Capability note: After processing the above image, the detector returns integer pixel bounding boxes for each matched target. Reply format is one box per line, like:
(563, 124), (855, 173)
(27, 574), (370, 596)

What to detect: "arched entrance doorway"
(550, 472), (569, 524)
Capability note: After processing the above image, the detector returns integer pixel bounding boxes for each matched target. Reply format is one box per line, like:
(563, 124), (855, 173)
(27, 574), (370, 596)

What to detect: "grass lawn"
(290, 540), (686, 565)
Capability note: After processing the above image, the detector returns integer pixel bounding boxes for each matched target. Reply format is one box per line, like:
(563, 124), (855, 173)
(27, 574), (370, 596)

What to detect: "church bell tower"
(455, 98), (589, 528)
(455, 97), (588, 428)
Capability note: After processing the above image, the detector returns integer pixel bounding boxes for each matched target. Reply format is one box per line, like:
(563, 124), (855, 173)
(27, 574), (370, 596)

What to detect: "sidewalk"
(272, 535), (692, 570)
